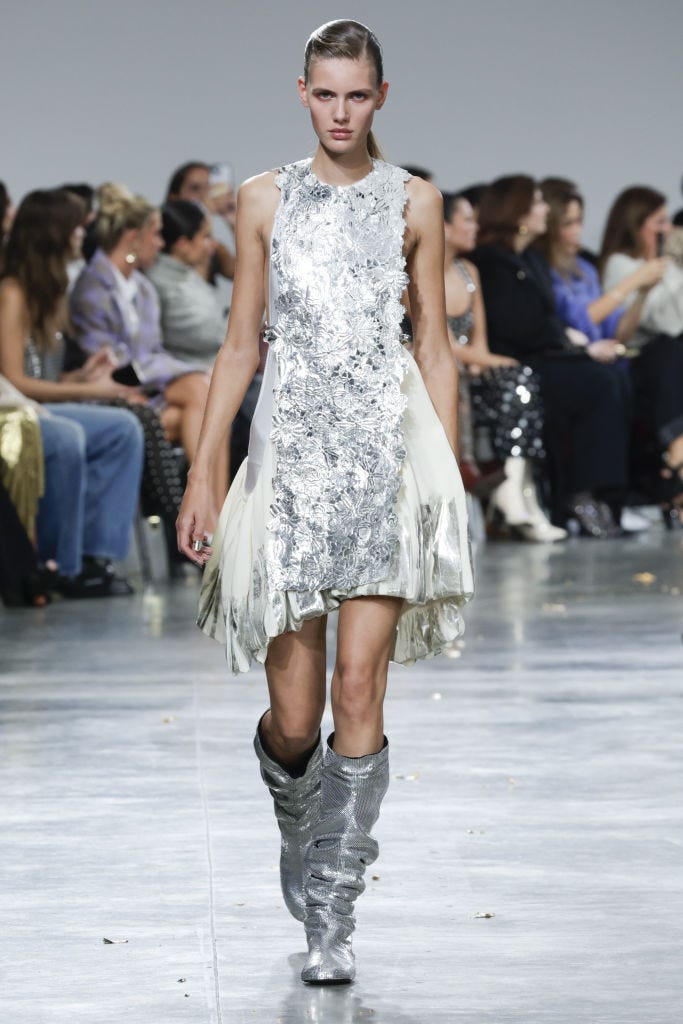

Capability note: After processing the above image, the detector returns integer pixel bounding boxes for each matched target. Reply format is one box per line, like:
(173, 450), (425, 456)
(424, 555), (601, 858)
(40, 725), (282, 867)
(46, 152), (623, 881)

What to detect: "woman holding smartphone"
(177, 19), (473, 985)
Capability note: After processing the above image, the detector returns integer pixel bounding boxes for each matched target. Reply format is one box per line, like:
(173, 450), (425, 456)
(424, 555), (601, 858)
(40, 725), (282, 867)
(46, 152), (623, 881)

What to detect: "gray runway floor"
(2, 528), (682, 1024)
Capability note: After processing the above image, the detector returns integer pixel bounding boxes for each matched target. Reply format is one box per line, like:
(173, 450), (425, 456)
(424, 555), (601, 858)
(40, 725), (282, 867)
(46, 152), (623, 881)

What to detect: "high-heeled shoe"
(660, 457), (683, 530)
(567, 492), (621, 538)
(488, 457), (566, 542)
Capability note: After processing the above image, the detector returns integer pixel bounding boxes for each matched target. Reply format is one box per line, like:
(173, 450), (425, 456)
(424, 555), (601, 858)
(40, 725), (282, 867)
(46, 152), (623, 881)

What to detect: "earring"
(518, 224), (529, 237)
(125, 252), (137, 265)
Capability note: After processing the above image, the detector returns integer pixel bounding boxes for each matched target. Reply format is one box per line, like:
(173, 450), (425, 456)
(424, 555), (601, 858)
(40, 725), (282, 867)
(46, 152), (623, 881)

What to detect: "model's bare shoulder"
(404, 177), (443, 247)
(405, 176), (443, 218)
(236, 172), (280, 239)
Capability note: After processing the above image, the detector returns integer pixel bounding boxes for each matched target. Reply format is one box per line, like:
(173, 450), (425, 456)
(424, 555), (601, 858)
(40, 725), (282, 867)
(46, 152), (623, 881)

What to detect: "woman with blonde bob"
(177, 19), (473, 984)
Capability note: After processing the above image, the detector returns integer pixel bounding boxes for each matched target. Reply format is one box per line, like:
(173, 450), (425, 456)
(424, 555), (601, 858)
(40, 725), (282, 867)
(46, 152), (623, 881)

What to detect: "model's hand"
(176, 476), (217, 566)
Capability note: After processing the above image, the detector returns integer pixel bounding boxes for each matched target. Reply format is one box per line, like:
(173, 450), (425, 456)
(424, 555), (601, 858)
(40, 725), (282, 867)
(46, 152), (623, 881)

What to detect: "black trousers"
(630, 333), (683, 448)
(528, 353), (630, 498)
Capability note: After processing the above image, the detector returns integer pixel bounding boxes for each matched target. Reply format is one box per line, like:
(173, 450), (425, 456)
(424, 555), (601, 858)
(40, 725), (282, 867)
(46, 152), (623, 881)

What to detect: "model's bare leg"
(262, 614), (328, 766)
(255, 615), (328, 921)
(331, 595), (403, 756)
(302, 595), (403, 985)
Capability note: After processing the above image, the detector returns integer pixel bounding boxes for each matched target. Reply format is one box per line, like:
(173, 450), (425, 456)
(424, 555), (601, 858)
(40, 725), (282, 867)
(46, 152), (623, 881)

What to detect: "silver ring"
(192, 539), (203, 553)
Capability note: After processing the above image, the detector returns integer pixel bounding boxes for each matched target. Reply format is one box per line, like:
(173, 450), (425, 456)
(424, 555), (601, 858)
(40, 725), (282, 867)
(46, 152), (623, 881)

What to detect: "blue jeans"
(38, 404), (144, 577)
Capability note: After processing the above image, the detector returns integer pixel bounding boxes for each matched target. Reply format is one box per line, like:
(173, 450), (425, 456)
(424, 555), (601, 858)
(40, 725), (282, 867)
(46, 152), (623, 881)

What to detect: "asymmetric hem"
(196, 159), (473, 673)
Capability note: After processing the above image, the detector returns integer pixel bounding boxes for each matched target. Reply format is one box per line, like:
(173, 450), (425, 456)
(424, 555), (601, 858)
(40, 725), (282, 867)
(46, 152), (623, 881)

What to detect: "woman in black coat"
(469, 175), (630, 536)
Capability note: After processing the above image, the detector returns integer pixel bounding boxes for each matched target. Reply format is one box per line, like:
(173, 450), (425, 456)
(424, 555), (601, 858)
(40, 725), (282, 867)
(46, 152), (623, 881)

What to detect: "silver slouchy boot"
(301, 736), (390, 984)
(254, 715), (323, 922)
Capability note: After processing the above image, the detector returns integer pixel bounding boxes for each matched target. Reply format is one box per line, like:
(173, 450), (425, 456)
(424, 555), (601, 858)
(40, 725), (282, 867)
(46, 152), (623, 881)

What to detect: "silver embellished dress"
(198, 159), (473, 673)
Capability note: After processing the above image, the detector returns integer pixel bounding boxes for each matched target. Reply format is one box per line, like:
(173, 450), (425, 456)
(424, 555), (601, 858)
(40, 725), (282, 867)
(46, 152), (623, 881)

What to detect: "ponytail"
(367, 131), (383, 161)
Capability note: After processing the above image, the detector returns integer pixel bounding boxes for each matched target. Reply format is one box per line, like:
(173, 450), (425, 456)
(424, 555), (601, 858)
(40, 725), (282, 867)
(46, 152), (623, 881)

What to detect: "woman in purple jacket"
(70, 183), (229, 510)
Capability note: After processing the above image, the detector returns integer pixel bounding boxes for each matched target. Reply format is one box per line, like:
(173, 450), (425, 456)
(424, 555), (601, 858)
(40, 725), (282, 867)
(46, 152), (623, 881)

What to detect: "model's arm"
(176, 174), (277, 560)
(406, 180), (458, 454)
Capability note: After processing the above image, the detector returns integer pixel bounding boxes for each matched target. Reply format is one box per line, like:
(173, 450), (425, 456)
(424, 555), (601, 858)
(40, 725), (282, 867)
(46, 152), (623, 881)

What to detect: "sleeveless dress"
(198, 159), (474, 674)
(449, 259), (545, 462)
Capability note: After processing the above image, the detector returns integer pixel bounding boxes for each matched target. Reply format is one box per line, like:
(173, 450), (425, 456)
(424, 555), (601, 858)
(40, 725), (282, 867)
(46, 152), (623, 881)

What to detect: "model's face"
(135, 212), (164, 269)
(557, 199), (584, 256)
(298, 57), (388, 154)
(445, 198), (478, 254)
(520, 189), (549, 239)
(175, 218), (216, 267)
(177, 167), (210, 206)
(638, 204), (671, 258)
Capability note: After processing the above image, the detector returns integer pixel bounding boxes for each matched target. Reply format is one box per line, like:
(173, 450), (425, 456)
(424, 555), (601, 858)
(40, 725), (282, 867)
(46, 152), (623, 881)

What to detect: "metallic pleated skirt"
(197, 358), (474, 674)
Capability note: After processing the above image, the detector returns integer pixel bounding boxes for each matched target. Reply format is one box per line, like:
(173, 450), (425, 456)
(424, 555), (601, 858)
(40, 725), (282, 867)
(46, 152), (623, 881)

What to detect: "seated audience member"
(601, 187), (683, 523)
(0, 374), (53, 606)
(458, 182), (488, 215)
(539, 179), (666, 357)
(1, 181), (15, 247)
(0, 188), (144, 596)
(166, 161), (235, 286)
(443, 191), (564, 541)
(540, 176), (600, 267)
(402, 165), (434, 182)
(70, 182), (229, 509)
(61, 182), (97, 288)
(147, 200), (226, 367)
(469, 175), (630, 537)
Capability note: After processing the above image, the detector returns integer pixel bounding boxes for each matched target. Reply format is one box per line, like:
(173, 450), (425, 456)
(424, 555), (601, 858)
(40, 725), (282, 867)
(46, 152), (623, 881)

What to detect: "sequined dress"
(198, 159), (473, 673)
(449, 259), (545, 462)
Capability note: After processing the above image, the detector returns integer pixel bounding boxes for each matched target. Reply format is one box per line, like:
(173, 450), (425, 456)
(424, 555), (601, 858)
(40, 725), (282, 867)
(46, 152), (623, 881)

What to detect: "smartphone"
(656, 230), (666, 257)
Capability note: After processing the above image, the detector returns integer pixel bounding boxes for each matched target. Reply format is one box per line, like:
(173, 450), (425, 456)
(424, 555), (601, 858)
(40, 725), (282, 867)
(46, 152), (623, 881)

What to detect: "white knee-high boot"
(490, 457), (566, 542)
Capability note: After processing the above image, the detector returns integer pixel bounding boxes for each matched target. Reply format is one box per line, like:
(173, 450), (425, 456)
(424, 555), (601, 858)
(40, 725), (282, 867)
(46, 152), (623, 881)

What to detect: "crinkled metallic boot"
(254, 715), (323, 922)
(301, 736), (390, 984)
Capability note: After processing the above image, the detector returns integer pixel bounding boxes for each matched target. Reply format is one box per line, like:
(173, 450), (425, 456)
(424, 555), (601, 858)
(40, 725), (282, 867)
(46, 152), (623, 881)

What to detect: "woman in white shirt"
(601, 186), (683, 523)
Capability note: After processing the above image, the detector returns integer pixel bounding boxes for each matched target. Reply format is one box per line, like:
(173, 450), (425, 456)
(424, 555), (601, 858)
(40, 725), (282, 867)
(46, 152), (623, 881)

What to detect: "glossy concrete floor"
(2, 526), (683, 1024)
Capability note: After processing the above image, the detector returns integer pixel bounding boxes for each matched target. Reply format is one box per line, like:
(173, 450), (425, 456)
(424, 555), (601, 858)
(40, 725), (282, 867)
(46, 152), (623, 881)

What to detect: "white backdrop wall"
(2, 0), (681, 247)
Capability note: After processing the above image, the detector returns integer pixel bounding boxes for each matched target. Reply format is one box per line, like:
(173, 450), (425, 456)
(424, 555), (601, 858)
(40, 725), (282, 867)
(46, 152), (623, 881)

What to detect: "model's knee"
(267, 710), (321, 756)
(331, 663), (383, 724)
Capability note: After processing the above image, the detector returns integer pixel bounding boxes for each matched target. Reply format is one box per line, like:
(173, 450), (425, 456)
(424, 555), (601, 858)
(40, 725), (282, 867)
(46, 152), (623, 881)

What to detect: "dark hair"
(442, 191), (470, 223)
(402, 165), (433, 182)
(0, 181), (10, 230)
(161, 200), (206, 252)
(536, 177), (584, 271)
(303, 20), (384, 160)
(600, 185), (667, 269)
(673, 208), (683, 228)
(2, 188), (85, 347)
(477, 175), (536, 249)
(458, 182), (488, 211)
(60, 182), (95, 217)
(166, 161), (210, 200)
